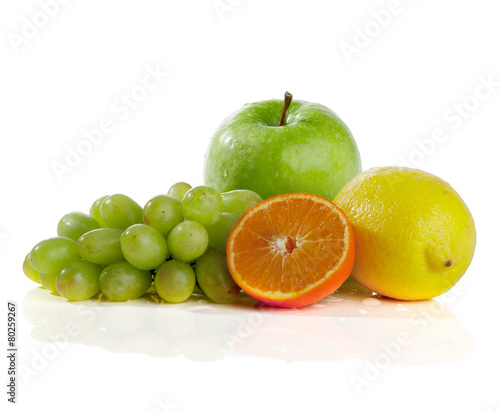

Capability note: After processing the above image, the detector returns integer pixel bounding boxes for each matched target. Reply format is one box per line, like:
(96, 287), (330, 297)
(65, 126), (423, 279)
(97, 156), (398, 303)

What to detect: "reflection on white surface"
(23, 278), (476, 363)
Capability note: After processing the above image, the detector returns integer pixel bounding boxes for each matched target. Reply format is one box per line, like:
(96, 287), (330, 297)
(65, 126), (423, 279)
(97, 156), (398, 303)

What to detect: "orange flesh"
(227, 193), (354, 304)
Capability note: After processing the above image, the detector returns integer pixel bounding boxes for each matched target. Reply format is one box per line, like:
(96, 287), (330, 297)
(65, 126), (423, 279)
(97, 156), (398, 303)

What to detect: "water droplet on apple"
(223, 169), (228, 178)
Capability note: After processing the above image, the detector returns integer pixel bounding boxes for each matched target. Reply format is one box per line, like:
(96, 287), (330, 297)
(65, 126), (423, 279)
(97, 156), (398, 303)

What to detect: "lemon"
(334, 167), (476, 300)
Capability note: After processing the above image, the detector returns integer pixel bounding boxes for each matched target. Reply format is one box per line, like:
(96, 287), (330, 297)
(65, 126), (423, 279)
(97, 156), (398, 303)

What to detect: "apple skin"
(204, 99), (361, 200)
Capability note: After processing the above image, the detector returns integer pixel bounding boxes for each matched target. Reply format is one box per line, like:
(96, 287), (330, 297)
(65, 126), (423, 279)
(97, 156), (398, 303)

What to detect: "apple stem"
(279, 91), (293, 126)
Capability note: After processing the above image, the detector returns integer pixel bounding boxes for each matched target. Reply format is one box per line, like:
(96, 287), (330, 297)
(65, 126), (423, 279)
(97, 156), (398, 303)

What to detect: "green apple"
(204, 92), (361, 200)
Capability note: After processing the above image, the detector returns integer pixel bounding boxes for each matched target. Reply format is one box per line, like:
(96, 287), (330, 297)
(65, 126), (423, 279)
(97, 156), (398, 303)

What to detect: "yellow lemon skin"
(334, 167), (476, 300)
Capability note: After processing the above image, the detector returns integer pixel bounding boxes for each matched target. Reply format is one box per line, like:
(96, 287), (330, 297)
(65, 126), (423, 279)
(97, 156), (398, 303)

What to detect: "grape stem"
(279, 91), (293, 126)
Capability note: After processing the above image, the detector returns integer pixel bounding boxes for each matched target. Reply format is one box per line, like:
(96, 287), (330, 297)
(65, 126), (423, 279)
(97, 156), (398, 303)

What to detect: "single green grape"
(57, 211), (101, 241)
(56, 261), (102, 301)
(22, 253), (41, 284)
(89, 195), (108, 227)
(195, 248), (241, 303)
(182, 186), (222, 226)
(166, 221), (209, 262)
(167, 182), (192, 201)
(30, 237), (80, 274)
(120, 224), (169, 270)
(155, 260), (196, 303)
(99, 194), (143, 230)
(221, 189), (263, 217)
(39, 271), (59, 293)
(204, 212), (240, 254)
(99, 261), (152, 302)
(77, 228), (124, 265)
(143, 195), (184, 236)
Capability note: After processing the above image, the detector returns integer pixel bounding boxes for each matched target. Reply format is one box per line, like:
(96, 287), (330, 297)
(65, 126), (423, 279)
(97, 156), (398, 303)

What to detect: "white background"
(2, 1), (500, 410)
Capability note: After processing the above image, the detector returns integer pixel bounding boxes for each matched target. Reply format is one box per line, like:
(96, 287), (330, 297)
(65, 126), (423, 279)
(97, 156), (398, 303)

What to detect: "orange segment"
(226, 193), (355, 308)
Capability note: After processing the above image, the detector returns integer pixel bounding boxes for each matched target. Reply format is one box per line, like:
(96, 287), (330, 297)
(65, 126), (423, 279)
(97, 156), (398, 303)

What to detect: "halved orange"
(226, 193), (355, 308)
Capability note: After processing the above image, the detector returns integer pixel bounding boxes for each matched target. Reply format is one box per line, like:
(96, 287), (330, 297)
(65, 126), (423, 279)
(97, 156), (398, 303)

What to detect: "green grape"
(182, 186), (222, 226)
(166, 221), (209, 262)
(22, 253), (40, 284)
(39, 271), (59, 293)
(204, 212), (240, 254)
(89, 195), (108, 227)
(57, 211), (101, 241)
(143, 195), (184, 236)
(195, 248), (241, 303)
(55, 261), (101, 301)
(77, 228), (124, 265)
(221, 189), (263, 217)
(99, 194), (142, 230)
(167, 182), (192, 201)
(120, 224), (169, 270)
(155, 260), (196, 303)
(30, 237), (80, 274)
(100, 261), (152, 302)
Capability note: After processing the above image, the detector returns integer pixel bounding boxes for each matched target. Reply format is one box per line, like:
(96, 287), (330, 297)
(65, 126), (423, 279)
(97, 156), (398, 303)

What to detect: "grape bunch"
(22, 183), (263, 304)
